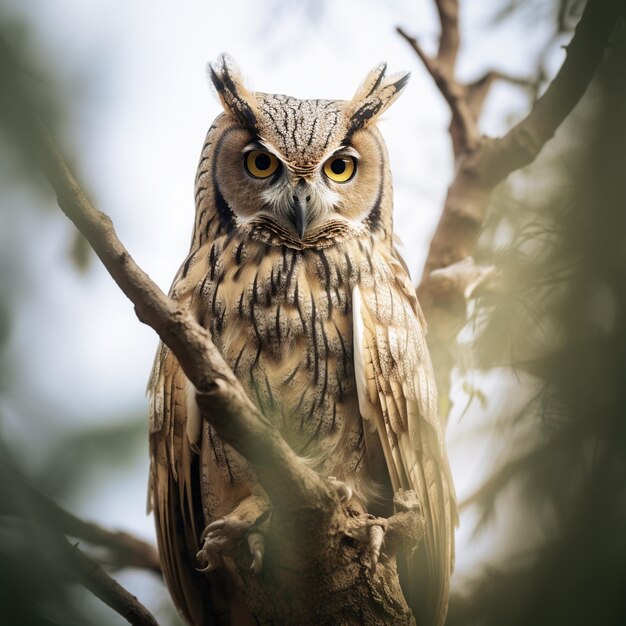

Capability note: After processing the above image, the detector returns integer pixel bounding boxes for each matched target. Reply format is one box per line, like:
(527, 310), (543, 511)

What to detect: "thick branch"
(479, 0), (623, 186)
(56, 143), (333, 518)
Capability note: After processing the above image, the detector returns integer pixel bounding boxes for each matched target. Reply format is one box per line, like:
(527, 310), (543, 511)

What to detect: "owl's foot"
(328, 476), (353, 503)
(196, 495), (269, 575)
(344, 512), (388, 574)
(328, 478), (385, 571)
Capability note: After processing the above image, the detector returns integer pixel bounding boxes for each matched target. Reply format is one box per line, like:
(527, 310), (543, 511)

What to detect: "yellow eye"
(323, 155), (356, 183)
(245, 150), (279, 179)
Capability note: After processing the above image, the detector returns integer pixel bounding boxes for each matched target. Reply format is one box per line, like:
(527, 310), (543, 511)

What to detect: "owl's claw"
(196, 495), (269, 575)
(328, 476), (353, 503)
(200, 518), (226, 541)
(329, 477), (386, 570)
(196, 557), (218, 574)
(248, 532), (265, 574)
(368, 524), (385, 573)
(345, 515), (388, 574)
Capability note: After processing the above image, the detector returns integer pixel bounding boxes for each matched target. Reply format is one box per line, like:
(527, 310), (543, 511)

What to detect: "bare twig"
(397, 25), (478, 156)
(61, 535), (160, 626)
(1, 478), (161, 574)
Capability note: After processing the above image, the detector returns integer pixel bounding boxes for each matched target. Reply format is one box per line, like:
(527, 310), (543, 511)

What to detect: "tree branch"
(2, 36), (324, 516)
(479, 0), (623, 186)
(60, 535), (160, 626)
(435, 0), (460, 74)
(397, 25), (478, 156)
(0, 475), (161, 574)
(420, 0), (621, 284)
(397, 0), (622, 418)
(0, 438), (162, 623)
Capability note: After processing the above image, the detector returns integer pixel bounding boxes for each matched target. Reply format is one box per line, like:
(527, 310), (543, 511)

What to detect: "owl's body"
(149, 57), (456, 626)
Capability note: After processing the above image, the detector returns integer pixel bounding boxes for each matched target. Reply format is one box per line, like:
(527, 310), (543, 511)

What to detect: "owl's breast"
(195, 235), (378, 473)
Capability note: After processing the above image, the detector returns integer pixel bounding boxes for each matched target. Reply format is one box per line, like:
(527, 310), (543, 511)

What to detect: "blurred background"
(1, 0), (624, 624)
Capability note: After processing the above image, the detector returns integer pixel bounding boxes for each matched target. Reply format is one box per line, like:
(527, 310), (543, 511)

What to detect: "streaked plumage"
(148, 55), (457, 626)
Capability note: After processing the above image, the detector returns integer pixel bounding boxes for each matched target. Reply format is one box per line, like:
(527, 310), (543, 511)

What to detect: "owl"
(148, 55), (457, 626)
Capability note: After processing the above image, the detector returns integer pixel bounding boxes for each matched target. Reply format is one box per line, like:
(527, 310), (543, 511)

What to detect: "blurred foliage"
(449, 17), (626, 626)
(0, 9), (152, 626)
(0, 12), (93, 271)
(0, 435), (98, 626)
(35, 415), (147, 497)
(491, 0), (583, 29)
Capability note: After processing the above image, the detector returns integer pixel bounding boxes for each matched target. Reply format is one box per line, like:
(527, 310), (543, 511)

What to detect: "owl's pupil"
(255, 154), (271, 171)
(331, 159), (346, 175)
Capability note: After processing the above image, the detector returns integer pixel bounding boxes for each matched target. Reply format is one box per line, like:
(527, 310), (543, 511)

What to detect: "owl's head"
(204, 55), (408, 248)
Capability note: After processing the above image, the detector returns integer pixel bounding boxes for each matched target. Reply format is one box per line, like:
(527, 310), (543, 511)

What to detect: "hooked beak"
(290, 187), (311, 239)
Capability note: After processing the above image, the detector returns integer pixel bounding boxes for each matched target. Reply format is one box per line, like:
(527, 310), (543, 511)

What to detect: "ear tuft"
(207, 54), (258, 131)
(351, 62), (388, 102)
(346, 64), (410, 137)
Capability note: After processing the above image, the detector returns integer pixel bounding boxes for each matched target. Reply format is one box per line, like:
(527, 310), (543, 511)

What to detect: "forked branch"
(396, 25), (478, 156)
(398, 0), (622, 416)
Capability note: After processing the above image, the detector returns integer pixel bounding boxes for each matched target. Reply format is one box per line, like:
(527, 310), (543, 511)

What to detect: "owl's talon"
(195, 559), (217, 574)
(369, 524), (385, 573)
(248, 532), (265, 574)
(328, 477), (353, 503)
(345, 515), (388, 573)
(196, 495), (269, 575)
(201, 518), (225, 541)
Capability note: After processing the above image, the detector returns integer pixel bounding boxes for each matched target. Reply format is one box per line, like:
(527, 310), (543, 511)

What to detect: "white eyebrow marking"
(331, 146), (361, 160)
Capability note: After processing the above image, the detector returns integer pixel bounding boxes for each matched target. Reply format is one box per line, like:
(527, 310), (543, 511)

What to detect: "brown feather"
(353, 244), (457, 626)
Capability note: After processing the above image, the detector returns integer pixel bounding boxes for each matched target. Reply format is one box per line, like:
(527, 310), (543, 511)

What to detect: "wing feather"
(352, 248), (457, 626)
(149, 346), (212, 625)
(146, 244), (221, 624)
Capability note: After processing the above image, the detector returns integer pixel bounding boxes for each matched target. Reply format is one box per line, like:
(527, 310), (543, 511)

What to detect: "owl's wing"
(148, 252), (215, 624)
(148, 342), (212, 625)
(352, 248), (457, 626)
